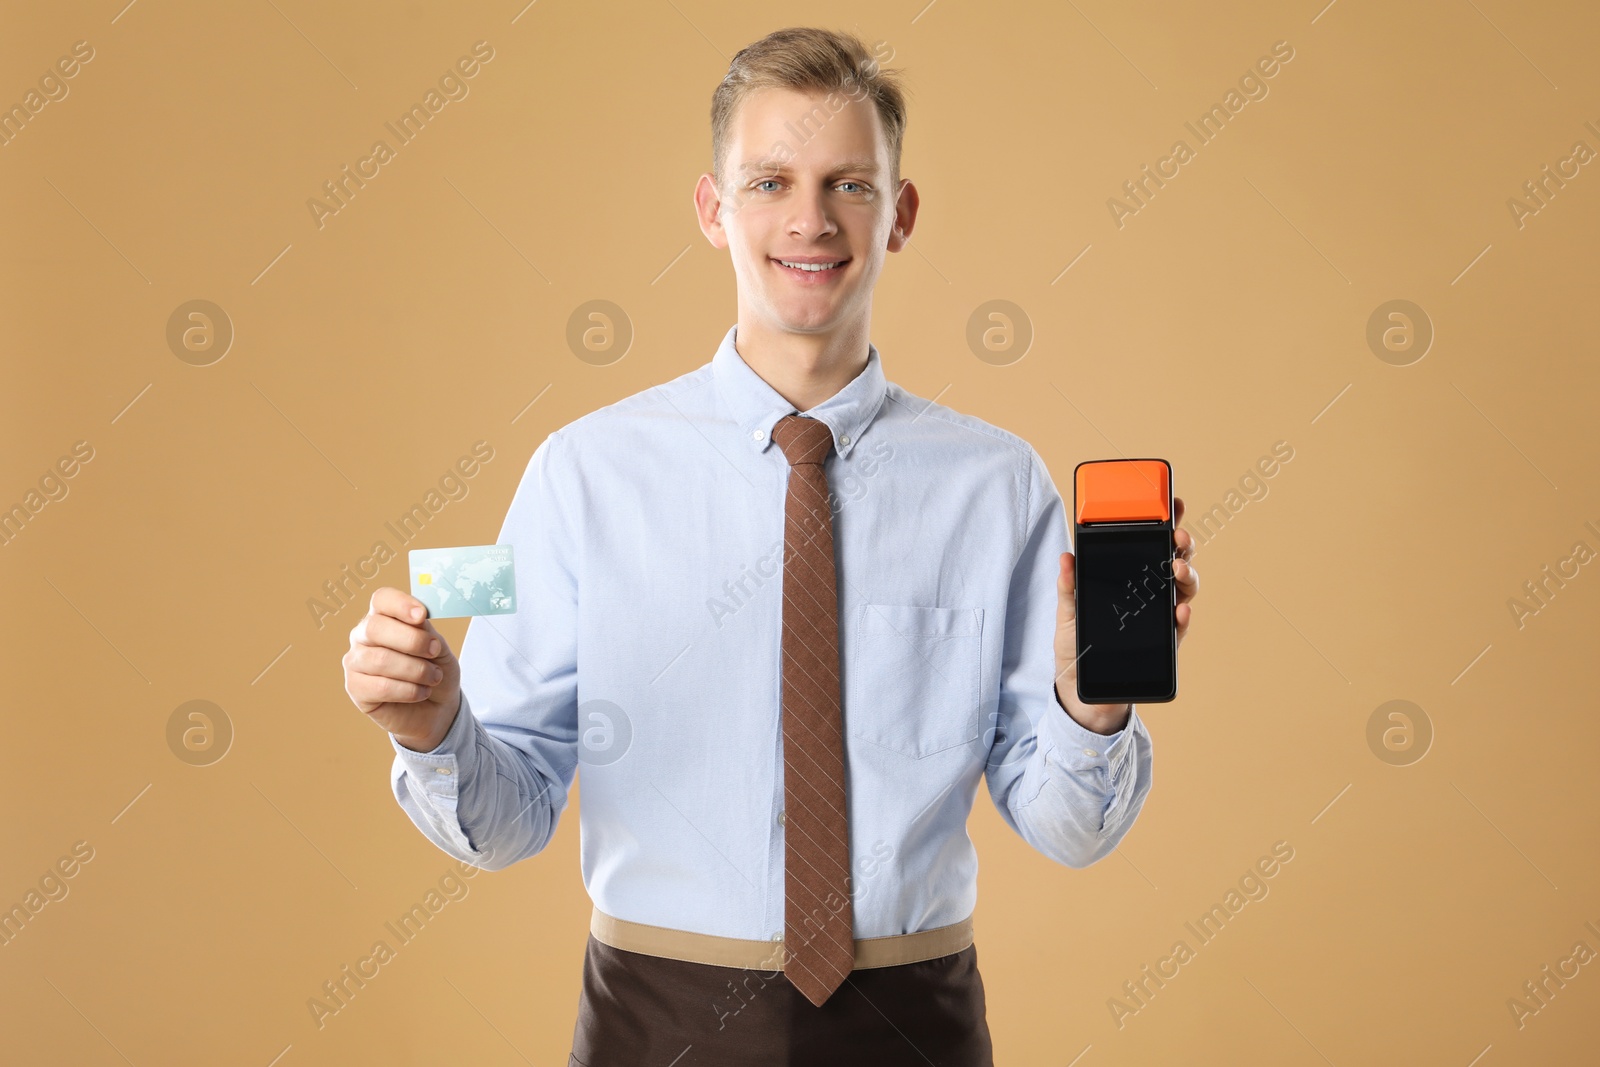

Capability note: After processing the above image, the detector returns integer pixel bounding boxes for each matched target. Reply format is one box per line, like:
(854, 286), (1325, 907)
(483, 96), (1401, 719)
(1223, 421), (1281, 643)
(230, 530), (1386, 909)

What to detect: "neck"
(733, 315), (871, 413)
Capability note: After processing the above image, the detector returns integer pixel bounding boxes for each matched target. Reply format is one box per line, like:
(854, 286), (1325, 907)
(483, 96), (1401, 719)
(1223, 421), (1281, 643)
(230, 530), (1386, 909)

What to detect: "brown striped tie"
(771, 413), (854, 1007)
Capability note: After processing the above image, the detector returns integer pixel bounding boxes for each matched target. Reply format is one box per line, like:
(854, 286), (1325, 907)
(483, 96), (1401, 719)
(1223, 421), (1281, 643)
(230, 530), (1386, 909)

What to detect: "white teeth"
(778, 260), (842, 271)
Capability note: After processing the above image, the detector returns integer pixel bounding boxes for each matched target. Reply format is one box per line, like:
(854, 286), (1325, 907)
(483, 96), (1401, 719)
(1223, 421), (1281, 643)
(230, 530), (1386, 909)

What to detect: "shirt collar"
(711, 323), (888, 459)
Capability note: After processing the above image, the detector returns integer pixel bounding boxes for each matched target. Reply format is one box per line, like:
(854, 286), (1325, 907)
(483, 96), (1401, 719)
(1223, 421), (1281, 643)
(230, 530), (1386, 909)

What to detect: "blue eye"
(749, 179), (869, 194)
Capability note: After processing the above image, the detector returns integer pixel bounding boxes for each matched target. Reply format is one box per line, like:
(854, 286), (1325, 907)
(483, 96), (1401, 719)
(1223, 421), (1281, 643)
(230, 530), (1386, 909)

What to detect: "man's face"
(696, 87), (914, 336)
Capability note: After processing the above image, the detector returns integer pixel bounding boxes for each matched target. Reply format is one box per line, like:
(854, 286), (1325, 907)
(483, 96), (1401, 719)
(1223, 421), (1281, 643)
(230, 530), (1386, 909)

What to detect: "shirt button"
(840, 434), (851, 446)
(772, 932), (783, 942)
(752, 429), (765, 440)
(1081, 748), (1098, 758)
(777, 810), (786, 825)
(436, 767), (453, 774)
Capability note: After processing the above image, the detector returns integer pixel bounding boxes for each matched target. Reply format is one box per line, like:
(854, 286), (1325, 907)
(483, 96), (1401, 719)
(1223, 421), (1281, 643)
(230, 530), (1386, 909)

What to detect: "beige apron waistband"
(589, 906), (974, 970)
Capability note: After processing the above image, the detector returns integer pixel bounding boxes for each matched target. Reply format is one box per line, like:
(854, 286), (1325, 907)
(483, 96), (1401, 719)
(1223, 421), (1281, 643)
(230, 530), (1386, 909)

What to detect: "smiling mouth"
(771, 257), (849, 275)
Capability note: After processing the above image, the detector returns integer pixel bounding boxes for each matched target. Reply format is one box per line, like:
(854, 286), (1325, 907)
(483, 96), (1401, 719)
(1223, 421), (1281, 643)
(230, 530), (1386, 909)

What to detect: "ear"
(693, 173), (731, 249)
(886, 178), (919, 253)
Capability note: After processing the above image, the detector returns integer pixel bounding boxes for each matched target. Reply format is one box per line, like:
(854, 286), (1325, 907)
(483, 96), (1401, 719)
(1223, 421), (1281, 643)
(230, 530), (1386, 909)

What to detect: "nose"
(786, 182), (838, 241)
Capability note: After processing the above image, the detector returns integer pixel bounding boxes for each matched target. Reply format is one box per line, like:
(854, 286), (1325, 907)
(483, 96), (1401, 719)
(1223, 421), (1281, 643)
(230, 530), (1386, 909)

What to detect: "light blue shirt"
(390, 324), (1154, 941)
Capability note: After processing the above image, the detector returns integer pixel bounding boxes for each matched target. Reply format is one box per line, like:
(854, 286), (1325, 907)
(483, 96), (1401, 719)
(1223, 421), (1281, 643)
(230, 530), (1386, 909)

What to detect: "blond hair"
(710, 27), (908, 192)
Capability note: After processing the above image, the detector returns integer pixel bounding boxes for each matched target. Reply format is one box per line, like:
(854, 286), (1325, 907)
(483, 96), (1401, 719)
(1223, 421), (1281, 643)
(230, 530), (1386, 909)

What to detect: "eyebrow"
(736, 159), (882, 177)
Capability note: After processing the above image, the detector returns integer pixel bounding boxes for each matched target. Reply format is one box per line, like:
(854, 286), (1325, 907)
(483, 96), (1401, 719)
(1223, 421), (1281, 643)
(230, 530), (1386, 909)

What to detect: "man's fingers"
(347, 669), (433, 707)
(1174, 557), (1199, 600)
(370, 585), (430, 625)
(346, 643), (441, 685)
(353, 611), (438, 658)
(1174, 526), (1195, 560)
(418, 616), (447, 658)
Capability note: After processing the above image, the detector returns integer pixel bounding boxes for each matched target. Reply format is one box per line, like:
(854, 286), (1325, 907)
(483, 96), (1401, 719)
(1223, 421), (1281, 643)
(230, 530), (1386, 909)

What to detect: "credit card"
(408, 544), (517, 619)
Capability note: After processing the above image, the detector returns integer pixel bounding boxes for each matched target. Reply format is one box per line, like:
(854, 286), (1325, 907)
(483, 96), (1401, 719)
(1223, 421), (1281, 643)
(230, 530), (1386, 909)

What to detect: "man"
(342, 26), (1196, 1066)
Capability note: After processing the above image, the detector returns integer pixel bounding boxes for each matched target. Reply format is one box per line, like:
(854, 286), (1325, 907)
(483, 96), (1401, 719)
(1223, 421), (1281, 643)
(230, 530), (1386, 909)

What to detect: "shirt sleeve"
(983, 444), (1155, 868)
(388, 431), (582, 871)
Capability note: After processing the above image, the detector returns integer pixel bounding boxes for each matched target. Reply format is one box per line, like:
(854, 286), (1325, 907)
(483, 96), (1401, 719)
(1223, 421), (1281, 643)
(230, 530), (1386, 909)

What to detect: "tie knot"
(772, 414), (834, 467)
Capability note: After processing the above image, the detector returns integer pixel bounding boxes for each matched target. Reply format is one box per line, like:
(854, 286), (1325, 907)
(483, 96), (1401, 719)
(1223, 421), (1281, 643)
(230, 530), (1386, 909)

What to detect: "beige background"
(4, 1), (1598, 1063)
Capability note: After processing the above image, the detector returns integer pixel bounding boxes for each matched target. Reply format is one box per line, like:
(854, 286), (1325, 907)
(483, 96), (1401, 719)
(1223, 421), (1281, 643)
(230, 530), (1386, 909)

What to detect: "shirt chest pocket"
(844, 603), (985, 760)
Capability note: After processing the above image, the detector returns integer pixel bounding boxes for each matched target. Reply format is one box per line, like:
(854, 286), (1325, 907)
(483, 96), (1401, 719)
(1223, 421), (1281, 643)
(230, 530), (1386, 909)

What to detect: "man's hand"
(343, 587), (463, 752)
(1054, 496), (1199, 735)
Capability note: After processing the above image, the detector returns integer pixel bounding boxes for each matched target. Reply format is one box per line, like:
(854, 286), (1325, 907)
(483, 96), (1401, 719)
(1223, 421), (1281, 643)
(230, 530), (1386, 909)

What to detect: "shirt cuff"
(1042, 692), (1140, 778)
(389, 691), (481, 795)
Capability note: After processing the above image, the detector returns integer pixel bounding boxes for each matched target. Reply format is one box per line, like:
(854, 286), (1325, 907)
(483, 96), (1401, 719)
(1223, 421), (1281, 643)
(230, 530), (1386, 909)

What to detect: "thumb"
(1058, 551), (1077, 621)
(1055, 551), (1079, 702)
